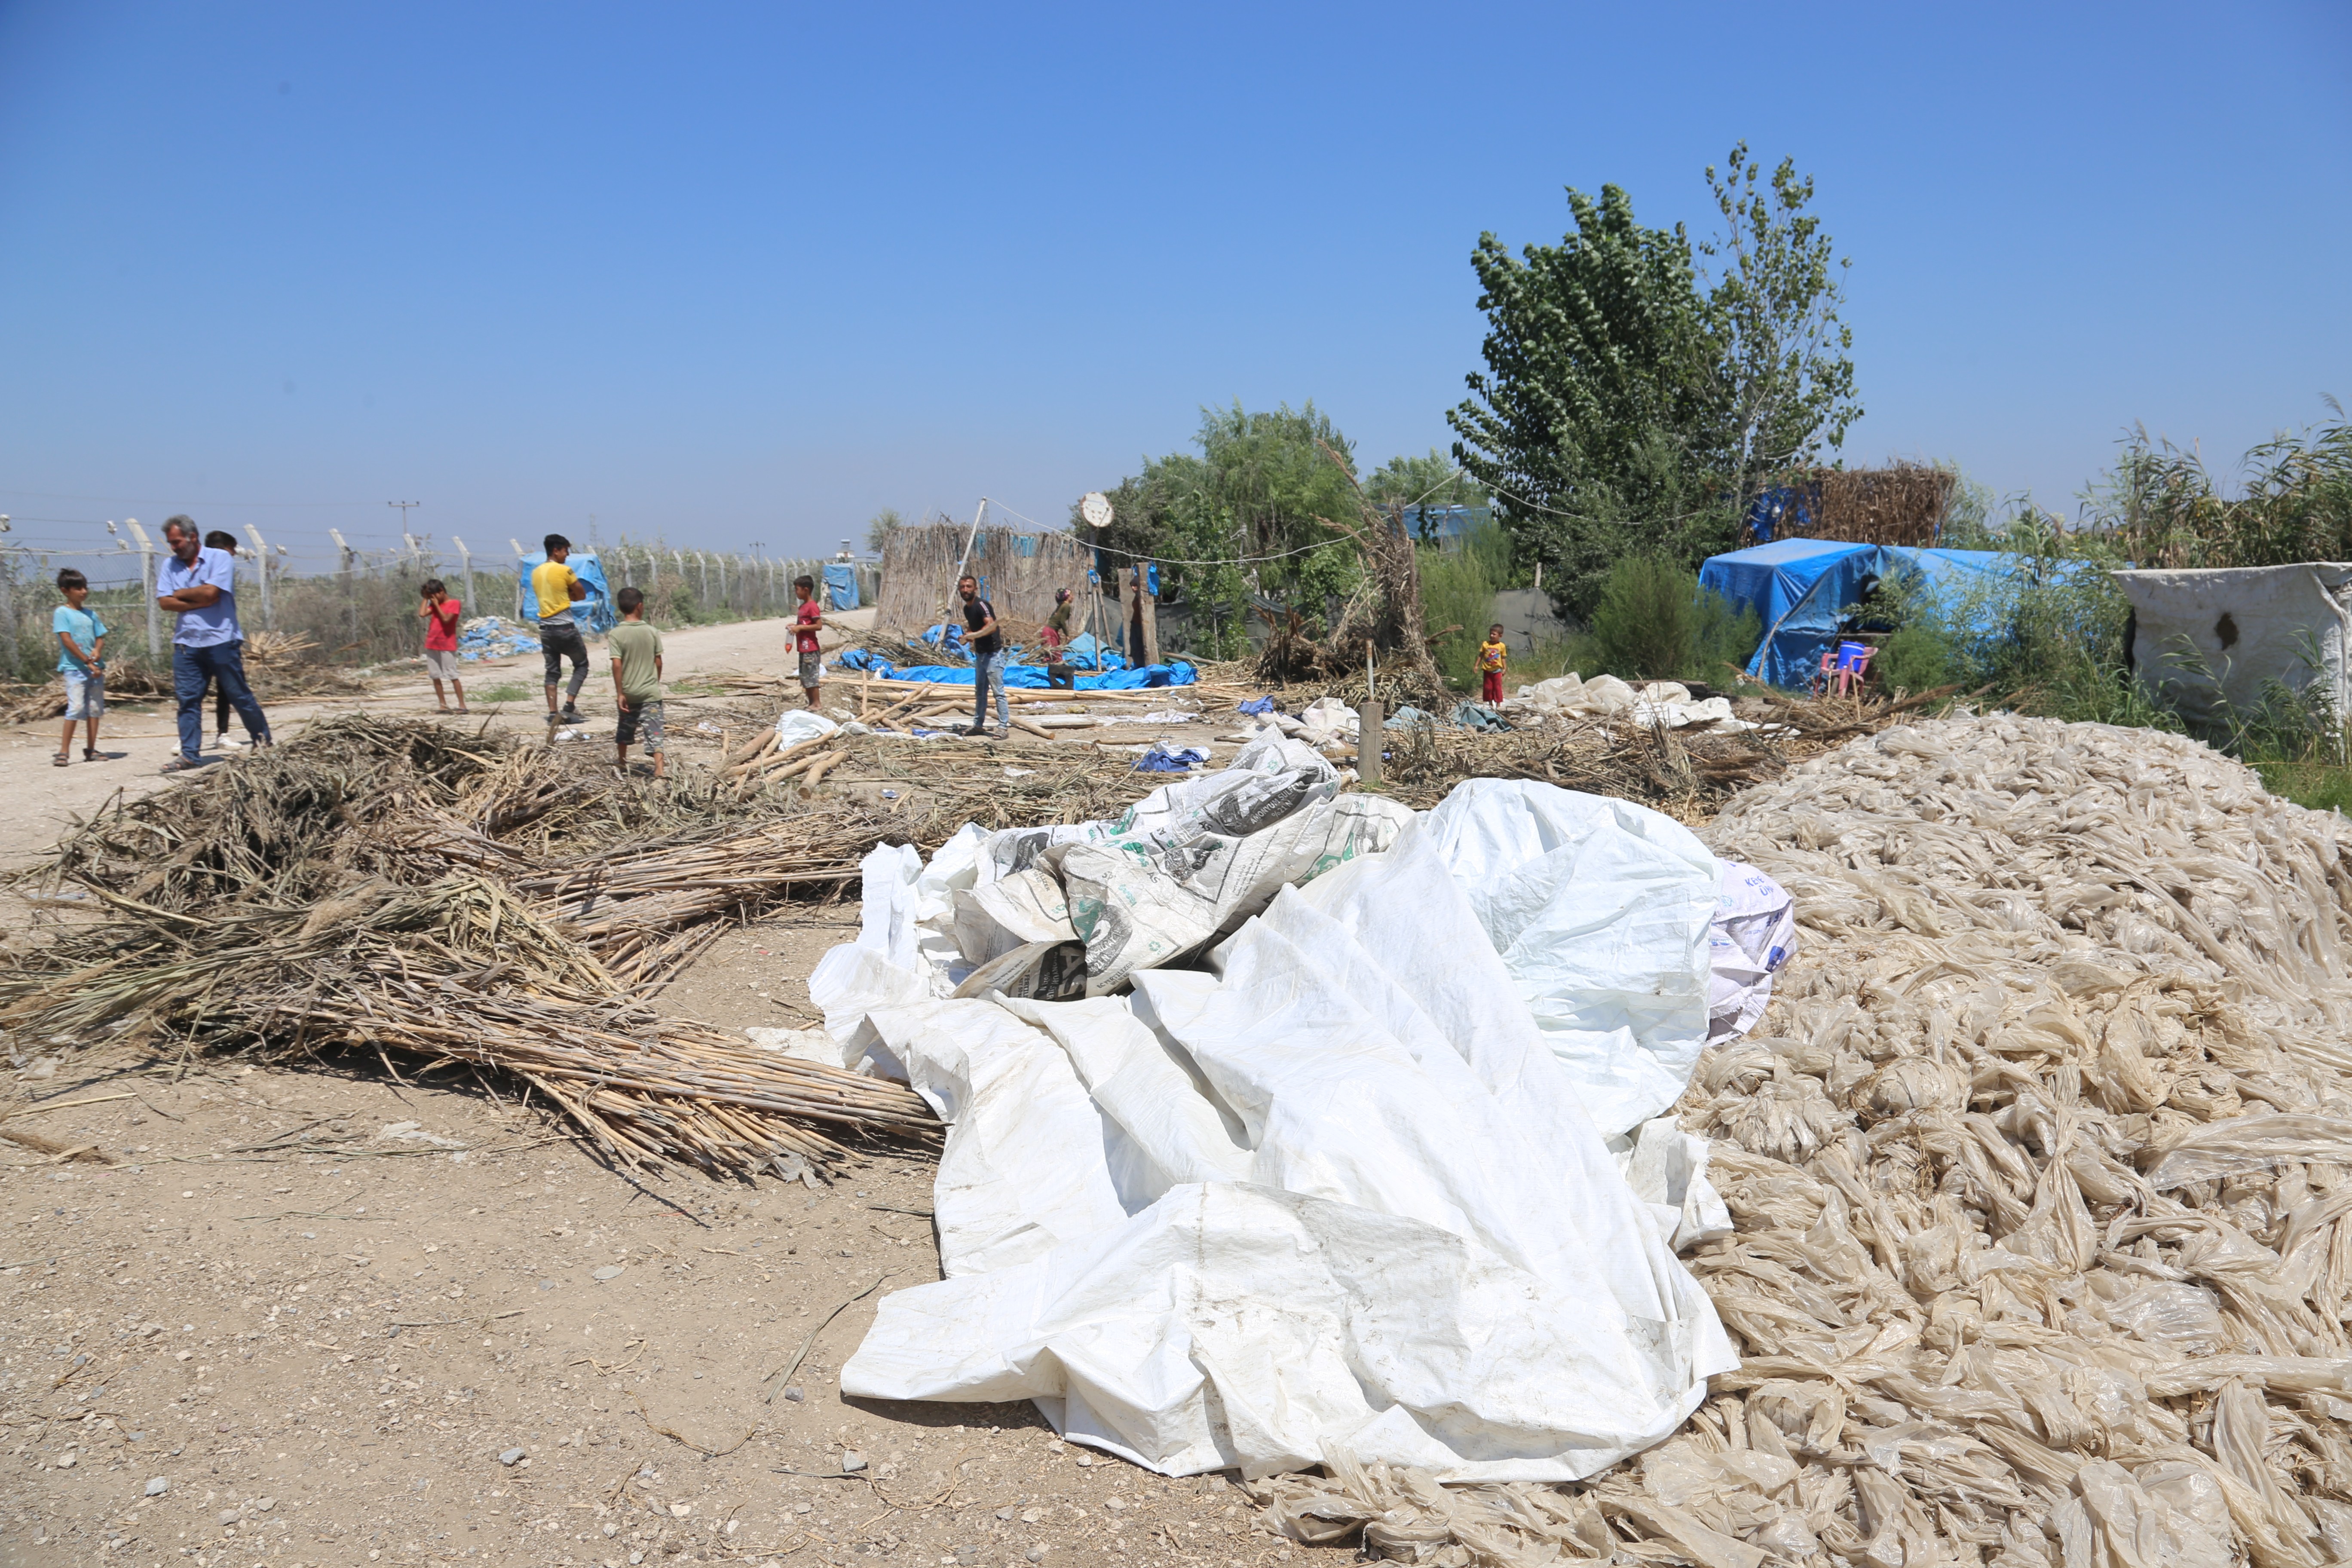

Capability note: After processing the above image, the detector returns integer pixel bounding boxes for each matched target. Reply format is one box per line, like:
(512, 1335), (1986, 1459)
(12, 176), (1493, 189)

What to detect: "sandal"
(159, 756), (202, 775)
(82, 748), (101, 762)
(52, 752), (69, 767)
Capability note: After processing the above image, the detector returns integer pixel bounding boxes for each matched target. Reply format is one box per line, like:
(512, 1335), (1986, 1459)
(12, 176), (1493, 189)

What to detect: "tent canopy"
(823, 561), (860, 610)
(1699, 540), (2101, 689)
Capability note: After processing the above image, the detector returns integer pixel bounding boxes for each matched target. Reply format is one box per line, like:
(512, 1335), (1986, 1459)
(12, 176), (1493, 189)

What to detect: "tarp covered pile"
(808, 733), (1799, 1486)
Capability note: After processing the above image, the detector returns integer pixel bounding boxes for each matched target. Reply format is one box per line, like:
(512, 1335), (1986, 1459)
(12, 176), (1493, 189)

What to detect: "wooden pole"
(1358, 699), (1383, 784)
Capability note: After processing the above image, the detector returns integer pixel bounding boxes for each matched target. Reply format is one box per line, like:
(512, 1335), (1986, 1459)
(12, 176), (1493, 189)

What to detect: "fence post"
(328, 529), (359, 647)
(126, 519), (161, 661)
(0, 542), (16, 678)
(509, 539), (526, 619)
(647, 547), (660, 588)
(243, 525), (273, 632)
(452, 536), (476, 619)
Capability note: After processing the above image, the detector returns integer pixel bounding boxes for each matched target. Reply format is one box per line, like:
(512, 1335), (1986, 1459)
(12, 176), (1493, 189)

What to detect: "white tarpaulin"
(807, 755), (1784, 1483)
(1422, 779), (1724, 1139)
(2114, 563), (2352, 727)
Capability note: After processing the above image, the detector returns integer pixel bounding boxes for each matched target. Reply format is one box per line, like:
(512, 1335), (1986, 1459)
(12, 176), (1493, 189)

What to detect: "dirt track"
(0, 612), (1296, 1567)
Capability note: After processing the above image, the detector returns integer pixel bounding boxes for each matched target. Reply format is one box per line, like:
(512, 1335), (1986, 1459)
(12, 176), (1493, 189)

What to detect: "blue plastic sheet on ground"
(1058, 634), (1127, 673)
(1386, 705), (1434, 728)
(823, 562), (859, 611)
(1133, 744), (1210, 772)
(457, 616), (542, 662)
(922, 623), (971, 659)
(1699, 540), (2106, 689)
(848, 658), (1197, 692)
(1237, 695), (1277, 715)
(516, 551), (618, 636)
(1451, 701), (1512, 732)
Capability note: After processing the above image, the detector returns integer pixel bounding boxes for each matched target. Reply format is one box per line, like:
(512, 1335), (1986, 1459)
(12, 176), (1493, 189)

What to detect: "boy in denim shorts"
(52, 569), (108, 766)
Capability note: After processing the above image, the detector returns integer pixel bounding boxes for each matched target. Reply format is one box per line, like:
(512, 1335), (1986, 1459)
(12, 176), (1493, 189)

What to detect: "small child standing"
(607, 585), (665, 779)
(418, 579), (468, 714)
(52, 570), (108, 766)
(1476, 623), (1509, 705)
(791, 575), (825, 709)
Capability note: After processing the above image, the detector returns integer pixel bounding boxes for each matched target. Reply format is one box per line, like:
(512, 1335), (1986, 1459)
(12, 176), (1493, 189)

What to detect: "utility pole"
(243, 524), (273, 631)
(388, 500), (421, 551)
(126, 519), (160, 660)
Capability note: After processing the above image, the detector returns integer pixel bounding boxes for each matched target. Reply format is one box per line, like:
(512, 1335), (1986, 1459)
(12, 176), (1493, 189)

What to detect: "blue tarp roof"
(1699, 541), (2102, 689)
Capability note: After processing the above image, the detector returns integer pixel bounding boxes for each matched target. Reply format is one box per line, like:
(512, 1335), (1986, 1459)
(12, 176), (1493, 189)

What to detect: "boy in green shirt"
(607, 585), (665, 779)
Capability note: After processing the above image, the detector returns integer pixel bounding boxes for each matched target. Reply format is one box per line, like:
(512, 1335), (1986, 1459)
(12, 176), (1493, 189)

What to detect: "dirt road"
(0, 613), (1295, 1568)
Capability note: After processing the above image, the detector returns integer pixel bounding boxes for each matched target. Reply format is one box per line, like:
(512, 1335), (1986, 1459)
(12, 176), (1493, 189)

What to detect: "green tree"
(1696, 144), (1862, 516)
(1365, 449), (1489, 514)
(1075, 401), (1366, 655)
(1446, 184), (1724, 615)
(1449, 148), (1860, 616)
(864, 507), (906, 555)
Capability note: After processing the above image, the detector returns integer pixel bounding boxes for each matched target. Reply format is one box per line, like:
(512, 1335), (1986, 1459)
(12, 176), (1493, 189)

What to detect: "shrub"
(1579, 557), (1760, 683)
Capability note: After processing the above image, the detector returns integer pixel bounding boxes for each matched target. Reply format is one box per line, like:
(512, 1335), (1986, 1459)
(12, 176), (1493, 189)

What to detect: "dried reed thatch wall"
(1779, 463), (1956, 547)
(875, 524), (1096, 634)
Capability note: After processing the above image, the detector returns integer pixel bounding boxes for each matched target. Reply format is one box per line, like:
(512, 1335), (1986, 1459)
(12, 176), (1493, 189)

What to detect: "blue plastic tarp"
(517, 551), (618, 636)
(823, 562), (859, 610)
(1699, 540), (2104, 689)
(851, 659), (1197, 692)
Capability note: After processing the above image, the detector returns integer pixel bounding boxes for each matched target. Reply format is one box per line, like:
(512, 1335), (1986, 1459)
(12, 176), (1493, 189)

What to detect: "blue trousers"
(174, 642), (270, 760)
(971, 649), (1009, 732)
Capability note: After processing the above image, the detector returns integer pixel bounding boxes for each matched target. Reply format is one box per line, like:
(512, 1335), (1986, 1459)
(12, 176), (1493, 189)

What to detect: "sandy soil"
(0, 613), (1293, 1568)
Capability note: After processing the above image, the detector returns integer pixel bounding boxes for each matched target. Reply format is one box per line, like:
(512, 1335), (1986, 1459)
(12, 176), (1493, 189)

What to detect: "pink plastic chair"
(1815, 640), (1875, 696)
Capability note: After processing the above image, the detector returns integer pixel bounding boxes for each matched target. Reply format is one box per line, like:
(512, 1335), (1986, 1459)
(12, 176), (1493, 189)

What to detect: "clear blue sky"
(2, 1), (2346, 567)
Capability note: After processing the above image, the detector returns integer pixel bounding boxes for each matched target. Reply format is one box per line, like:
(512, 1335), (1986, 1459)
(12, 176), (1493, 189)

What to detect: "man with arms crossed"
(156, 515), (270, 775)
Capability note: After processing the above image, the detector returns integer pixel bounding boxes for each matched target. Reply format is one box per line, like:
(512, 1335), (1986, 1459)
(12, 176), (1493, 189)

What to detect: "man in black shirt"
(959, 574), (1009, 737)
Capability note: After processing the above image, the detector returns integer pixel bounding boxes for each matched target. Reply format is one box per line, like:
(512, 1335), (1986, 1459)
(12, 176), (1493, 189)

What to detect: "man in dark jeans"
(155, 515), (270, 774)
(958, 574), (1008, 737)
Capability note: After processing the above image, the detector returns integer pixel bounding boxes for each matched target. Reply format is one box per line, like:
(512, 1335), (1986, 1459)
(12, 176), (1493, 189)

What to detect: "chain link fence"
(0, 534), (881, 687)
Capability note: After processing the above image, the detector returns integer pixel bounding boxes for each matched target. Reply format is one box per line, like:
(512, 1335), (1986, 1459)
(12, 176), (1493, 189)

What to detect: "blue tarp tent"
(516, 550), (618, 636)
(823, 562), (860, 610)
(1700, 541), (2101, 689)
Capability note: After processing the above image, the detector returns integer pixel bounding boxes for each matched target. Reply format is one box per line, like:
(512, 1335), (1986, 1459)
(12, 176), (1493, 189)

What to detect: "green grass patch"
(474, 682), (533, 704)
(2254, 761), (2352, 815)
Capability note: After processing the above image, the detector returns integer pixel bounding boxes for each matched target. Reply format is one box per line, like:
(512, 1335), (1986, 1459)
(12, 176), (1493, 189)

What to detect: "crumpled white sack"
(773, 708), (840, 747)
(1424, 778), (1722, 1137)
(1707, 859), (1796, 1044)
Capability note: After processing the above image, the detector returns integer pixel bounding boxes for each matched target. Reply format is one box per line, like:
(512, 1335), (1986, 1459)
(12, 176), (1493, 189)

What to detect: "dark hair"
(958, 574), (977, 587)
(1488, 623), (1504, 633)
(543, 533), (570, 555)
(421, 578), (446, 597)
(55, 568), (87, 593)
(616, 585), (645, 613)
(204, 530), (237, 552)
(162, 514), (196, 540)
(794, 574), (815, 593)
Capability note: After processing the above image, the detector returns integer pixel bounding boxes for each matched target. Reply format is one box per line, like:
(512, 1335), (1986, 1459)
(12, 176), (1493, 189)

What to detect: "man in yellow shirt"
(531, 533), (591, 725)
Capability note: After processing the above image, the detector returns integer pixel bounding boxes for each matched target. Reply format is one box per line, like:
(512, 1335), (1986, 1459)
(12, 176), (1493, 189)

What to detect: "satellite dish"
(1079, 492), (1113, 529)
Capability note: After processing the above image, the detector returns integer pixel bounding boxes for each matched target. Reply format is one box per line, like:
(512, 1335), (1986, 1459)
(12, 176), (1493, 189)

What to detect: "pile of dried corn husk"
(0, 716), (935, 1178)
(1262, 714), (2352, 1568)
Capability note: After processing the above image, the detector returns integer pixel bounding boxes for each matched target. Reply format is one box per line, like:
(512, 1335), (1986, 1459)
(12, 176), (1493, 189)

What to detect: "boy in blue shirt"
(52, 569), (108, 766)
